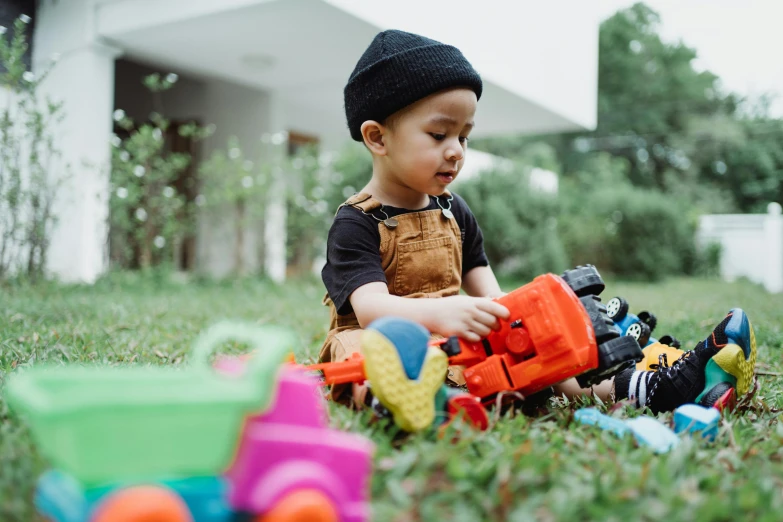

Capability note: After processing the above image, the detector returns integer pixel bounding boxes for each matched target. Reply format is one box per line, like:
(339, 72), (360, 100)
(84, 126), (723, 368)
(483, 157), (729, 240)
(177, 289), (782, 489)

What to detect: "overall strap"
(336, 192), (382, 216)
(336, 191), (452, 217)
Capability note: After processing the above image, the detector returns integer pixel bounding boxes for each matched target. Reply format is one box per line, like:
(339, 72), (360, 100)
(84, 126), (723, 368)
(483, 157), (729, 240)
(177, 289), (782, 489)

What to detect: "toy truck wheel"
(579, 295), (619, 343)
(576, 335), (643, 388)
(658, 335), (682, 349)
(625, 321), (651, 347)
(637, 311), (657, 332)
(605, 297), (629, 321)
(698, 381), (735, 410)
(257, 489), (339, 522)
(561, 265), (606, 297)
(90, 485), (193, 522)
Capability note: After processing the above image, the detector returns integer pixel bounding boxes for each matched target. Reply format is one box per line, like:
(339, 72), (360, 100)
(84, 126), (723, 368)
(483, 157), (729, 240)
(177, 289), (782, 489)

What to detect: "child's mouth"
(436, 172), (454, 183)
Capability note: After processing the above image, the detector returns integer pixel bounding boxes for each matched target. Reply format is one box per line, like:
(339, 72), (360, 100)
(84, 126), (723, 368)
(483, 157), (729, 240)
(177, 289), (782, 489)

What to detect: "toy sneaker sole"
(361, 329), (447, 433)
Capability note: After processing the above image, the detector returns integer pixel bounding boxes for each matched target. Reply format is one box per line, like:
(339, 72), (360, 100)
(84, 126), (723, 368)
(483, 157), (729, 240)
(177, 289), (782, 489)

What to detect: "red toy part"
(446, 394), (489, 431)
(711, 386), (736, 412)
(455, 273), (598, 401)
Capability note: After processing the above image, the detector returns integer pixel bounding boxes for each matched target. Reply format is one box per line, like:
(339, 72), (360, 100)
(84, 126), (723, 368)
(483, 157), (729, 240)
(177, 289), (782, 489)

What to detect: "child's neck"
(364, 174), (430, 210)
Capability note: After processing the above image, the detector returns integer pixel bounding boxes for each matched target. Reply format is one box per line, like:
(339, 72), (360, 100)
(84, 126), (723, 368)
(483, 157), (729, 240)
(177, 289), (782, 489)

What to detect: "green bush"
(324, 142), (373, 212)
(281, 142), (373, 275)
(460, 151), (703, 282)
(457, 166), (569, 282)
(559, 180), (699, 281)
(692, 241), (723, 277)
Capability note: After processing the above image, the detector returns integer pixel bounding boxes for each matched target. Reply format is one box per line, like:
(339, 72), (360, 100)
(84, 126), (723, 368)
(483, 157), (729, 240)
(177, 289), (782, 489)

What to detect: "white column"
(763, 202), (783, 294)
(38, 42), (119, 283)
(31, 0), (121, 283)
(264, 91), (287, 283)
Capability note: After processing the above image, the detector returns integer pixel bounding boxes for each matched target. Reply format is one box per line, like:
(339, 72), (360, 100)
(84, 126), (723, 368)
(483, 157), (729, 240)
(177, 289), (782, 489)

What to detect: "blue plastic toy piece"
(725, 308), (752, 359)
(368, 317), (430, 380)
(673, 404), (720, 442)
(574, 408), (680, 453)
(613, 315), (657, 347)
(35, 470), (231, 522)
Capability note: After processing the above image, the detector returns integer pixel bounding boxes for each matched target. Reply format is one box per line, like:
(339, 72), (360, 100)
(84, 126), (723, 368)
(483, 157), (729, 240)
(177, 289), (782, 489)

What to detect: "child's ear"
(360, 120), (387, 155)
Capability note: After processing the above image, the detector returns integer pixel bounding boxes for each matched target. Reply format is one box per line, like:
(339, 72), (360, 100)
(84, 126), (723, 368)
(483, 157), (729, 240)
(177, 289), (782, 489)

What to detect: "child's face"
(381, 88), (477, 197)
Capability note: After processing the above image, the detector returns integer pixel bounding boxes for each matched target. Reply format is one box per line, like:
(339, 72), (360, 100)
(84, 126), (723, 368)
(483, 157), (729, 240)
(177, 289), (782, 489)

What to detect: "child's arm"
(350, 282), (509, 342)
(462, 265), (505, 299)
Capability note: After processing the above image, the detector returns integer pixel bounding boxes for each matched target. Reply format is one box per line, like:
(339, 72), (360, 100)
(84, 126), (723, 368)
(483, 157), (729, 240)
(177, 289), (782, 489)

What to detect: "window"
(287, 130), (319, 156)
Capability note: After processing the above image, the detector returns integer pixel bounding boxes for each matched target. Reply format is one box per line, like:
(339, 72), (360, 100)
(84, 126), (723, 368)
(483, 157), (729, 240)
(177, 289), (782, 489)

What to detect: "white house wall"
(96, 0), (599, 145)
(31, 0), (602, 283)
(697, 203), (783, 294)
(0, 84), (24, 275)
(324, 0), (599, 131)
(29, 0), (120, 283)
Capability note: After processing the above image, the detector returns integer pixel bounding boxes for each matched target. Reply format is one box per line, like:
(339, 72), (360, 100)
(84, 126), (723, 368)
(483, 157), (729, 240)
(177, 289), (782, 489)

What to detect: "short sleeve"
(452, 193), (489, 274)
(321, 208), (387, 315)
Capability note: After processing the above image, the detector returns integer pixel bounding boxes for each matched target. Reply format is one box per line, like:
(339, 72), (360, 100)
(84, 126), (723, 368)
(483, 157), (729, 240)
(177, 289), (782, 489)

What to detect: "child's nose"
(445, 140), (464, 161)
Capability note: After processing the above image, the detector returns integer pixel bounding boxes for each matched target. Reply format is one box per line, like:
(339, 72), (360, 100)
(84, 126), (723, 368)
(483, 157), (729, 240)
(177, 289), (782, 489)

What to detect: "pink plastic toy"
(224, 364), (373, 521)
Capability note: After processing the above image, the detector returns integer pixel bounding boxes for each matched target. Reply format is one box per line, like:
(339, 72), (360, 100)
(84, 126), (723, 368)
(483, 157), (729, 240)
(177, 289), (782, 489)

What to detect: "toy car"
(605, 296), (661, 347)
(7, 322), (374, 522)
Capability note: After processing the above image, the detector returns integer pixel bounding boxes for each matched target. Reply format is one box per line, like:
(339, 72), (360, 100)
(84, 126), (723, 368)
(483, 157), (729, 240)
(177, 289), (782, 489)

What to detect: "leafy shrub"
(457, 165), (569, 281)
(462, 151), (702, 282)
(110, 74), (212, 270)
(0, 16), (65, 280)
(559, 161), (699, 280)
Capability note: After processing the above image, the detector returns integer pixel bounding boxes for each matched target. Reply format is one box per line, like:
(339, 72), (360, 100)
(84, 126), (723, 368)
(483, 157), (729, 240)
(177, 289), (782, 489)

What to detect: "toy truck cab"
(225, 364), (373, 522)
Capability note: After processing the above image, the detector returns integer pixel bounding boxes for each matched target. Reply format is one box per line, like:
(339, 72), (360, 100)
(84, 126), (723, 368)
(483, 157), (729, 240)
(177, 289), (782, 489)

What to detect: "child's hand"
(432, 295), (510, 342)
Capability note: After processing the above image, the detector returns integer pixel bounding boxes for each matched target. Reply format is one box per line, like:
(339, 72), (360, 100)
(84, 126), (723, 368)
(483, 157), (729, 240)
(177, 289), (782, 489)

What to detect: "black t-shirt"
(322, 192), (489, 315)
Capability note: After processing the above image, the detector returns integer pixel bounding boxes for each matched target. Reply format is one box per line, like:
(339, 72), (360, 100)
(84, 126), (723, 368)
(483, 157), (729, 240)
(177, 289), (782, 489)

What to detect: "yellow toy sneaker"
(361, 317), (447, 433)
(614, 309), (756, 413)
(694, 308), (757, 407)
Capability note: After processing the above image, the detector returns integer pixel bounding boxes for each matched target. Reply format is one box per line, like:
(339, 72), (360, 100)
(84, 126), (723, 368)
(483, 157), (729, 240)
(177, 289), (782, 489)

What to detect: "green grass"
(2, 273), (782, 521)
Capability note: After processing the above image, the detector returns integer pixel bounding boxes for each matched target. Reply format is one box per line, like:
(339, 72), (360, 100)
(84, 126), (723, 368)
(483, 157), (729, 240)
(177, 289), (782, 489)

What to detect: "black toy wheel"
(626, 321), (651, 347)
(657, 335), (681, 349)
(605, 297), (629, 321)
(698, 381), (734, 408)
(561, 265), (605, 297)
(637, 311), (657, 332)
(579, 295), (619, 344)
(440, 336), (462, 357)
(576, 335), (643, 387)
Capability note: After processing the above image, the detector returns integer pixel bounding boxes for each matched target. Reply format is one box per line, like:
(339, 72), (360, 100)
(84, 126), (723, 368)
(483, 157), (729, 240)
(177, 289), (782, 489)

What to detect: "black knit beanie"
(344, 30), (483, 142)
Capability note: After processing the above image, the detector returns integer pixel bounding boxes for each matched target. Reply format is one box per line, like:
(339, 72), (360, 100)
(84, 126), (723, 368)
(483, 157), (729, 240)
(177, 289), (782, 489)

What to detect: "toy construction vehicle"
(308, 265), (644, 432)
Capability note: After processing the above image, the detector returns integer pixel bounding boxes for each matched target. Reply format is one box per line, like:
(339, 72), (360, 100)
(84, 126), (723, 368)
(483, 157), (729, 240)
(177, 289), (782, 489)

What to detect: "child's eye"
(430, 133), (446, 141)
(459, 136), (469, 144)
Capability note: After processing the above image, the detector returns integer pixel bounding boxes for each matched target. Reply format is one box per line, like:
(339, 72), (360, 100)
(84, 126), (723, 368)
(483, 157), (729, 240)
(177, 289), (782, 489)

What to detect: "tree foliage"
(473, 2), (783, 215)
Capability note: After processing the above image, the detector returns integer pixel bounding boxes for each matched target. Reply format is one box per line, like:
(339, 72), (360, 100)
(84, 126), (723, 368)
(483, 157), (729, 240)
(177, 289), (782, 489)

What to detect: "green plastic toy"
(5, 321), (295, 486)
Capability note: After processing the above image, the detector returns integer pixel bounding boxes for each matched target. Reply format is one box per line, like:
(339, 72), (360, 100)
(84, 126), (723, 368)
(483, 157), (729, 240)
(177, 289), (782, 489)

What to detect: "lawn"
(2, 273), (782, 521)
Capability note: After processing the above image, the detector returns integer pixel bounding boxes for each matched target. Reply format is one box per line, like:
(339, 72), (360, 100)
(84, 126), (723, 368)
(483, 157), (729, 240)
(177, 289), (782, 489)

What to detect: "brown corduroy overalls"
(319, 192), (466, 402)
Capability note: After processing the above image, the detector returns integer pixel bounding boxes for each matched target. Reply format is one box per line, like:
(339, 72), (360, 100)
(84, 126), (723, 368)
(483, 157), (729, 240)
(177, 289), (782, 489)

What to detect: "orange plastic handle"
(305, 352), (367, 386)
